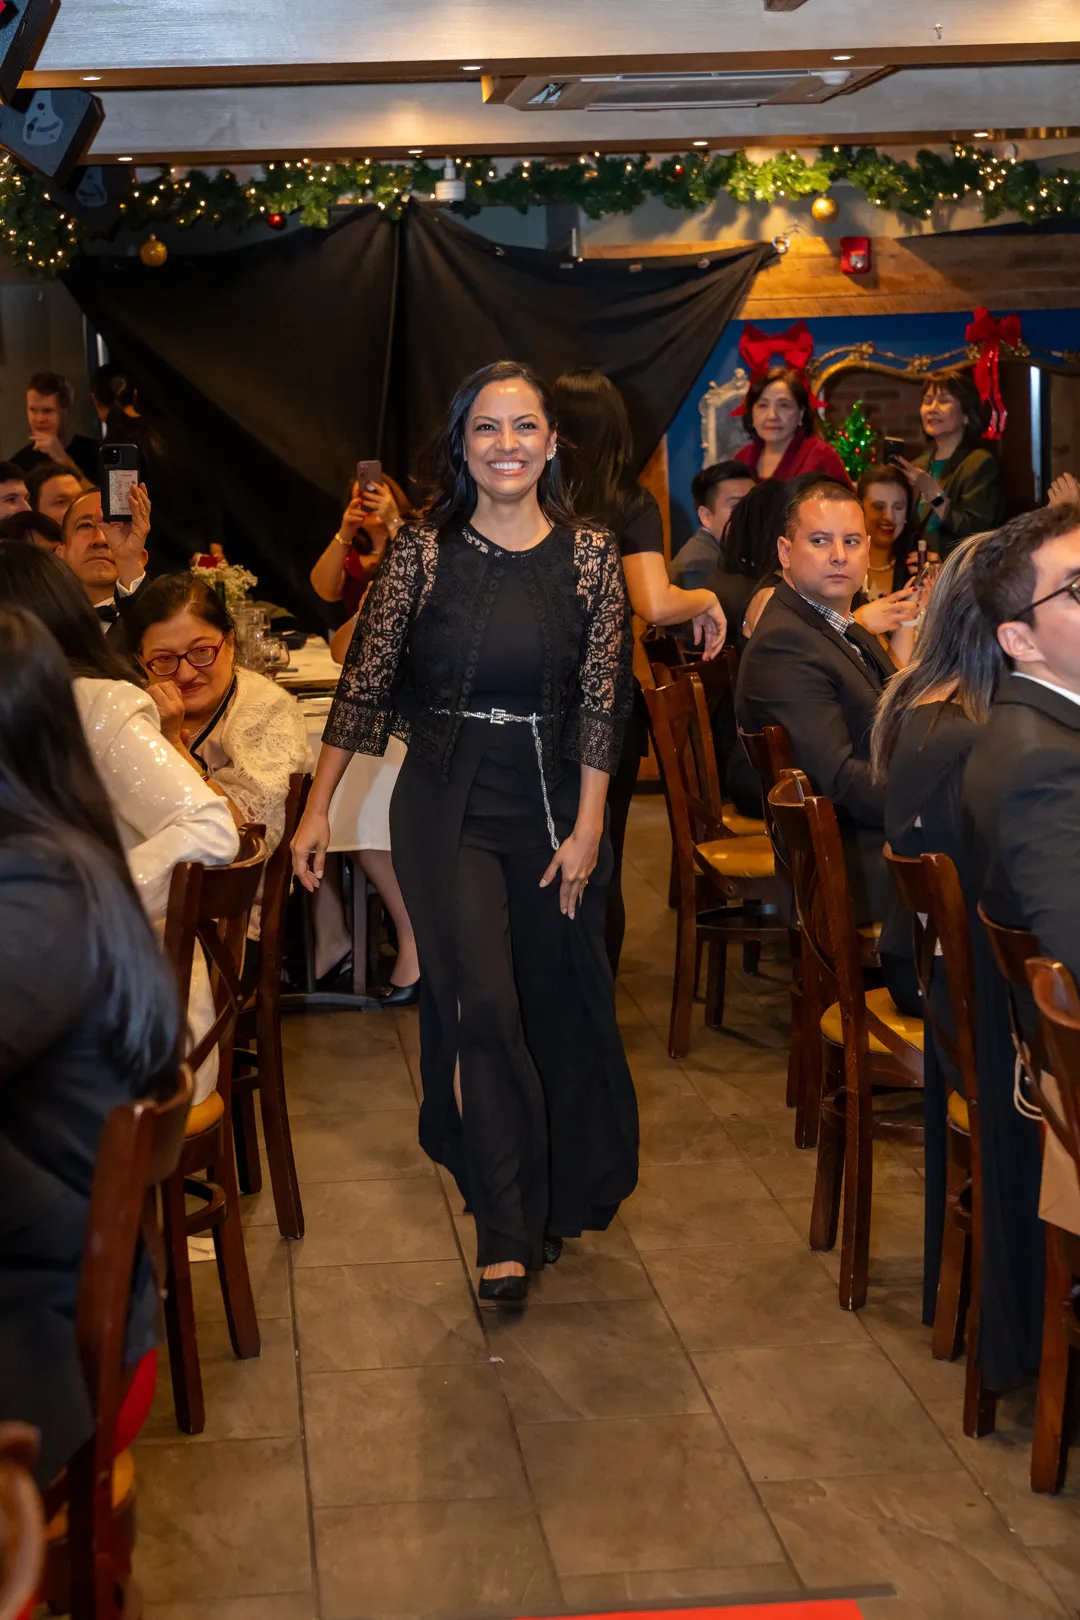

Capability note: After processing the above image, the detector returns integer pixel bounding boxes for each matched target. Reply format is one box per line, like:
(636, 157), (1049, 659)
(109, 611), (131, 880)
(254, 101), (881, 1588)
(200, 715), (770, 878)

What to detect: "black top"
(11, 433), (101, 483)
(617, 488), (664, 558)
(471, 545), (545, 699)
(325, 520), (633, 785)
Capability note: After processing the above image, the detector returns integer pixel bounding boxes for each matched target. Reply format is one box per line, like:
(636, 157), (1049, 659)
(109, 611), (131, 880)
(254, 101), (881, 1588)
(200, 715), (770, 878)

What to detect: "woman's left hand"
(893, 455), (945, 507)
(691, 597), (727, 660)
(540, 823), (602, 919)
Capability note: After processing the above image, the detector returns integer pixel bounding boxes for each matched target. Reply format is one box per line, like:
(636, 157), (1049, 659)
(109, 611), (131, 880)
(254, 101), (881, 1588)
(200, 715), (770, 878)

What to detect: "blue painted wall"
(666, 308), (1080, 552)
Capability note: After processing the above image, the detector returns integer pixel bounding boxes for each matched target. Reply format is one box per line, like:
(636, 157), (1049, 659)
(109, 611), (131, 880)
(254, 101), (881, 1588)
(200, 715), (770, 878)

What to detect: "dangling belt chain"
(437, 706), (558, 851)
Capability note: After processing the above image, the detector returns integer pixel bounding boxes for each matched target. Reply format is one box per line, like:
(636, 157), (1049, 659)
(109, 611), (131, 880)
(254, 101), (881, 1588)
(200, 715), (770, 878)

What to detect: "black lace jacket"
(323, 520), (633, 782)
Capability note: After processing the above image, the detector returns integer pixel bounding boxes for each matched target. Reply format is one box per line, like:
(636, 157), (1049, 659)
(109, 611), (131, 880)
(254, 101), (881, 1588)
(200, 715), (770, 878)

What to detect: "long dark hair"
(723, 474), (820, 581)
(0, 607), (179, 1094)
(743, 367), (821, 443)
(922, 369), (990, 451)
(0, 542), (141, 684)
(870, 534), (1003, 782)
(416, 360), (577, 531)
(552, 368), (648, 535)
(124, 572), (235, 658)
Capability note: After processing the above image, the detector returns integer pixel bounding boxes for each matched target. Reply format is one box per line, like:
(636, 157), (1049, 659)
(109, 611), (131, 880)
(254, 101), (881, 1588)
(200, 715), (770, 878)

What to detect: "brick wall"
(823, 369), (925, 457)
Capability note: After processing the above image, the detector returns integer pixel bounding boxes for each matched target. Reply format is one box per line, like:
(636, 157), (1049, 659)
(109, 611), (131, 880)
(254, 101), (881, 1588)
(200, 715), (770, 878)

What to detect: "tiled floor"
(134, 798), (1080, 1620)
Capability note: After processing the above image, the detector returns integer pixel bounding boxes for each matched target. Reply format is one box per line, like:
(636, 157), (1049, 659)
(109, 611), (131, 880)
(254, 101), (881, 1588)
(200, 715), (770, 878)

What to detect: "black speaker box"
(49, 161), (130, 229)
(0, 0), (62, 105)
(0, 86), (103, 183)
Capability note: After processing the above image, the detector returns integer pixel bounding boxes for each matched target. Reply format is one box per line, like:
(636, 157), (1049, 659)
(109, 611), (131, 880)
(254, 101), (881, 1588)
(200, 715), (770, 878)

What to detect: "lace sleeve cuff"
(563, 706), (624, 776)
(321, 698), (393, 757)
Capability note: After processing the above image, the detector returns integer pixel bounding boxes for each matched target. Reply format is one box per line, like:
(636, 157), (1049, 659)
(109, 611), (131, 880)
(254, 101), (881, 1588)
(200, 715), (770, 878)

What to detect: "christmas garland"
(5, 141), (1080, 276)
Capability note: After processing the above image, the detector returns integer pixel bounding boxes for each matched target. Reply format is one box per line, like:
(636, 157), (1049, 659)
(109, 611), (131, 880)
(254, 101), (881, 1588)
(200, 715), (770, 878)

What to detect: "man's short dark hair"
(784, 477), (861, 535)
(971, 502), (1080, 629)
(691, 459), (757, 512)
(0, 461), (26, 488)
(27, 459), (85, 511)
(27, 370), (73, 411)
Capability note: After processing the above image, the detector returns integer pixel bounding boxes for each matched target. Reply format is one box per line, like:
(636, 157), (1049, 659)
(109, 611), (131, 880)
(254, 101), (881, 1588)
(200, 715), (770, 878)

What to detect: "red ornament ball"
(673, 164), (684, 176)
(266, 212), (287, 231)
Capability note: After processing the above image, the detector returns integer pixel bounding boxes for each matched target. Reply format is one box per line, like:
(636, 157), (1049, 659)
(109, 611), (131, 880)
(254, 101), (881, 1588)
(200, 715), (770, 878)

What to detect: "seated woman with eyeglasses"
(124, 574), (309, 887)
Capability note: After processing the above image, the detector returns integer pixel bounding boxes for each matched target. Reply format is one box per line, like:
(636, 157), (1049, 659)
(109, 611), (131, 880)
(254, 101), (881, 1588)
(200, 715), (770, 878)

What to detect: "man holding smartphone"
(56, 484), (152, 650)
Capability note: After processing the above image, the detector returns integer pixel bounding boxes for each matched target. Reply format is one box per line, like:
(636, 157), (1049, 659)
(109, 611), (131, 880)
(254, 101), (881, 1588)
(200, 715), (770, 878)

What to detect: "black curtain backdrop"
(64, 205), (772, 624)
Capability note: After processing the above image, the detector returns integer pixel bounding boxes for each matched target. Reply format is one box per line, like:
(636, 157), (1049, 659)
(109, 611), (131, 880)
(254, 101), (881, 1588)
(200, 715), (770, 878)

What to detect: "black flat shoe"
(543, 1236), (564, 1265)
(315, 952), (353, 991)
(478, 1273), (528, 1306)
(374, 979), (420, 1007)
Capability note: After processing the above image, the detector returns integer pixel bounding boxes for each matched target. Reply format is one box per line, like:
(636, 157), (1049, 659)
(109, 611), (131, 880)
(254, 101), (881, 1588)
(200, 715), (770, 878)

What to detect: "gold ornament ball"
(811, 194), (839, 223)
(140, 235), (168, 267)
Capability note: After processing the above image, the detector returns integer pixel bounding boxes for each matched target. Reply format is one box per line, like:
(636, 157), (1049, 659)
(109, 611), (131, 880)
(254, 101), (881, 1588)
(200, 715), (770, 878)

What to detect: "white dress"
(74, 677), (240, 1101)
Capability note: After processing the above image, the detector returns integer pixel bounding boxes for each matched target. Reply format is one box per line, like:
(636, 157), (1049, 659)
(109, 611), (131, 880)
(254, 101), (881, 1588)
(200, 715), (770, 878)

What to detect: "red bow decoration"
(731, 319), (822, 415)
(965, 306), (1022, 440)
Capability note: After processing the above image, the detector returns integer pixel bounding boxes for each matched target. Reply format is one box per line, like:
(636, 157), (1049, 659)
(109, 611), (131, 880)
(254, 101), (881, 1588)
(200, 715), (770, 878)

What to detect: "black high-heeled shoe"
(543, 1236), (564, 1265)
(373, 978), (420, 1007)
(478, 1272), (528, 1306)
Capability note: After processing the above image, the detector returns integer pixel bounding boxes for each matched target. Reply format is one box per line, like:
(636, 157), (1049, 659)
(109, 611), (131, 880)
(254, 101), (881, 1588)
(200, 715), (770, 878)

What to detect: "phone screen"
(106, 466), (137, 519)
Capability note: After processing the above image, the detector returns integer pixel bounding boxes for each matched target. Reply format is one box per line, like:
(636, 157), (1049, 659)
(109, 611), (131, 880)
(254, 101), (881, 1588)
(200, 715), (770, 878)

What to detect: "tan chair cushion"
(820, 984), (924, 1054)
(858, 921), (883, 941)
(947, 1090), (971, 1133)
(46, 1449), (135, 1541)
(697, 835), (775, 881)
(722, 808), (767, 838)
(185, 1090), (225, 1137)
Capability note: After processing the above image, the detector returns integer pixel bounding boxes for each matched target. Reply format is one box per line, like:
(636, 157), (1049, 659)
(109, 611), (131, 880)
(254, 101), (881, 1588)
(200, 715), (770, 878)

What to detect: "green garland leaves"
(6, 141), (1080, 276)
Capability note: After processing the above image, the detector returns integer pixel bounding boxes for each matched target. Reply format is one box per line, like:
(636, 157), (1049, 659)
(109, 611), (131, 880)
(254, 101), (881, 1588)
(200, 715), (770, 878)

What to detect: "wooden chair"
(233, 773), (310, 1238)
(39, 1069), (193, 1619)
(885, 846), (997, 1437)
(645, 672), (784, 1059)
(1024, 957), (1080, 1494)
(769, 770), (923, 1310)
(161, 829), (267, 1435)
(0, 1426), (43, 1620)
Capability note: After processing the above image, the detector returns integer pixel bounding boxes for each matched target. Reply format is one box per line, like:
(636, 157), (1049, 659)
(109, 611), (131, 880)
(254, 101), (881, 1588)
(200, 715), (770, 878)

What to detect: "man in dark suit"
(965, 502), (1080, 979)
(56, 485), (150, 655)
(735, 476), (895, 924)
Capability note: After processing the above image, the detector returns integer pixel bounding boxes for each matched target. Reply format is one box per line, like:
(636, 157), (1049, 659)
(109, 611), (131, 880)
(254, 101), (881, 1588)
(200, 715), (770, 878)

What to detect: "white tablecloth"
(301, 696), (405, 854)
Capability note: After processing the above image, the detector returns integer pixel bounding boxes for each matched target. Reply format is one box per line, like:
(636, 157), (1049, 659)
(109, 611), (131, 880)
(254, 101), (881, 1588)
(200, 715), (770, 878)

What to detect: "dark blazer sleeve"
(739, 621), (885, 826)
(937, 450), (1004, 545)
(997, 743), (1080, 982)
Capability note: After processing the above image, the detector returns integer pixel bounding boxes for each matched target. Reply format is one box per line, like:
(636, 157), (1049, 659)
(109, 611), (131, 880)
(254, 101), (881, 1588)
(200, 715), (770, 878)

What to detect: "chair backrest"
(644, 673), (726, 866)
(885, 845), (981, 1115)
(68, 1066), (193, 1619)
(770, 770), (920, 1080)
(0, 1425), (43, 1620)
(740, 723), (794, 873)
(1026, 958), (1080, 1170)
(162, 827), (267, 1080)
(641, 631), (686, 669)
(978, 905), (1046, 1100)
(253, 773), (311, 1004)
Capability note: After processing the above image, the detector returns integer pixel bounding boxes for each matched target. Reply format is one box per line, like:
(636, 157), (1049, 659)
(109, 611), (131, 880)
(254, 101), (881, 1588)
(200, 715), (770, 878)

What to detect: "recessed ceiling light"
(972, 130), (991, 138)
(408, 148), (423, 155)
(832, 54), (853, 61)
(693, 140), (708, 147)
(82, 73), (102, 81)
(117, 155), (133, 163)
(460, 64), (484, 72)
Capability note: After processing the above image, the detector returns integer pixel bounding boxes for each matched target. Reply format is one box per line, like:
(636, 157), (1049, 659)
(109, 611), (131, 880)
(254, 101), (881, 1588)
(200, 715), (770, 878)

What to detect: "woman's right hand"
(339, 483), (368, 546)
(853, 586), (920, 635)
(291, 806), (332, 891)
(360, 480), (399, 535)
(148, 679), (188, 748)
(691, 596), (727, 660)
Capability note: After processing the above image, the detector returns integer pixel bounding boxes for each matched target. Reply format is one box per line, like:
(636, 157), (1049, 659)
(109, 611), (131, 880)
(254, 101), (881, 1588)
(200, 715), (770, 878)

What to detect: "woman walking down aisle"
(292, 362), (638, 1306)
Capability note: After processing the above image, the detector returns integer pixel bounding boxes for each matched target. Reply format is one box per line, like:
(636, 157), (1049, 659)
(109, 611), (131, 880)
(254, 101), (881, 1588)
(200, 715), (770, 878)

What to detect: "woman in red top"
(735, 366), (850, 485)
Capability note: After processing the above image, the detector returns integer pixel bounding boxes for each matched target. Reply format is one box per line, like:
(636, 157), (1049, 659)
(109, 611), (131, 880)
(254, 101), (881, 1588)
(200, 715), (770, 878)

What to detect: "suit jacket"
(913, 445), (1004, 556)
(964, 673), (1080, 982)
(735, 578), (894, 923)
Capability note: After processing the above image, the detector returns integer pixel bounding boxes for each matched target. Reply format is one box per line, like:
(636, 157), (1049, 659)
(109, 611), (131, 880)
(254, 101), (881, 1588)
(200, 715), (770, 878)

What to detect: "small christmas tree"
(826, 400), (877, 480)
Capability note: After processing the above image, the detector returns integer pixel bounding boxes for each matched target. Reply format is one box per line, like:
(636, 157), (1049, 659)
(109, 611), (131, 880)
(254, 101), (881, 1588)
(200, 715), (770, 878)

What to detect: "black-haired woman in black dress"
(293, 361), (638, 1306)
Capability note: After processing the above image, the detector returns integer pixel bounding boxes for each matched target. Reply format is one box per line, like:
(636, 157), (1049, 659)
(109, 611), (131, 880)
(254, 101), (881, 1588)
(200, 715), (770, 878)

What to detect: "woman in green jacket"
(894, 369), (1004, 556)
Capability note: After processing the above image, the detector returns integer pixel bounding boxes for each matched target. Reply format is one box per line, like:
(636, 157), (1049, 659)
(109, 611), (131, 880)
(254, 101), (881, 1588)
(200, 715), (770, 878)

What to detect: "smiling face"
(26, 388), (66, 442)
(862, 479), (908, 549)
(464, 378), (555, 507)
(35, 471), (84, 525)
(920, 385), (966, 446)
(777, 493), (869, 613)
(57, 490), (117, 603)
(752, 380), (802, 448)
(139, 605), (236, 724)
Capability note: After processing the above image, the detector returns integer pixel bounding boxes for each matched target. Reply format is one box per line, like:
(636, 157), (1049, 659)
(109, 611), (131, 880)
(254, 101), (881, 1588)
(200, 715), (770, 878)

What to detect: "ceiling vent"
(487, 67), (887, 113)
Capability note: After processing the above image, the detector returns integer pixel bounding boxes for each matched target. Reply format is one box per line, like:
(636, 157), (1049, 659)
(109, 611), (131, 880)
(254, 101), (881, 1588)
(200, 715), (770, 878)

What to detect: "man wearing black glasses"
(965, 501), (1080, 979)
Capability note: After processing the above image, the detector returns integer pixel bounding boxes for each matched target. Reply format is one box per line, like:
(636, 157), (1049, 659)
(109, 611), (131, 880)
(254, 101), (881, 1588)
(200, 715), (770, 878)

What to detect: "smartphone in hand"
(356, 458), (382, 490)
(882, 436), (906, 464)
(99, 443), (140, 522)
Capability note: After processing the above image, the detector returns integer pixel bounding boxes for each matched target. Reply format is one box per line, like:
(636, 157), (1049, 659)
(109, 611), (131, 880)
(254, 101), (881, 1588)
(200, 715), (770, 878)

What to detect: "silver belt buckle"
(488, 707), (514, 725)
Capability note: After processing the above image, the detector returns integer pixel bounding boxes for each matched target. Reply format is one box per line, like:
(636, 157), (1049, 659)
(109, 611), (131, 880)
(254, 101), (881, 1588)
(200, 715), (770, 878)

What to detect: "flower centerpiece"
(191, 551), (258, 614)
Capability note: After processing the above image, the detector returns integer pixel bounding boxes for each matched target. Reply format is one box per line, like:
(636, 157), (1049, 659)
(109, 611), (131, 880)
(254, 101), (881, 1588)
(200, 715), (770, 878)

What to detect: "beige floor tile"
(559, 1563), (802, 1608)
(620, 1161), (795, 1251)
(284, 1068), (419, 1115)
(293, 1260), (486, 1371)
(133, 1437), (311, 1603)
(188, 1224), (292, 1322)
(696, 1340), (956, 1481)
(281, 1008), (401, 1060)
(644, 1239), (867, 1352)
(314, 1499), (561, 1620)
(304, 1364), (530, 1508)
(140, 1316), (299, 1446)
(527, 1242), (654, 1306)
(517, 1413), (784, 1577)
(292, 1178), (457, 1268)
(145, 1599), (317, 1620)
(486, 1298), (710, 1422)
(761, 1471), (1065, 1620)
(856, 1262), (975, 1406)
(636, 1091), (740, 1165)
(723, 1116), (823, 1200)
(1030, 1543), (1080, 1617)
(290, 1110), (431, 1183)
